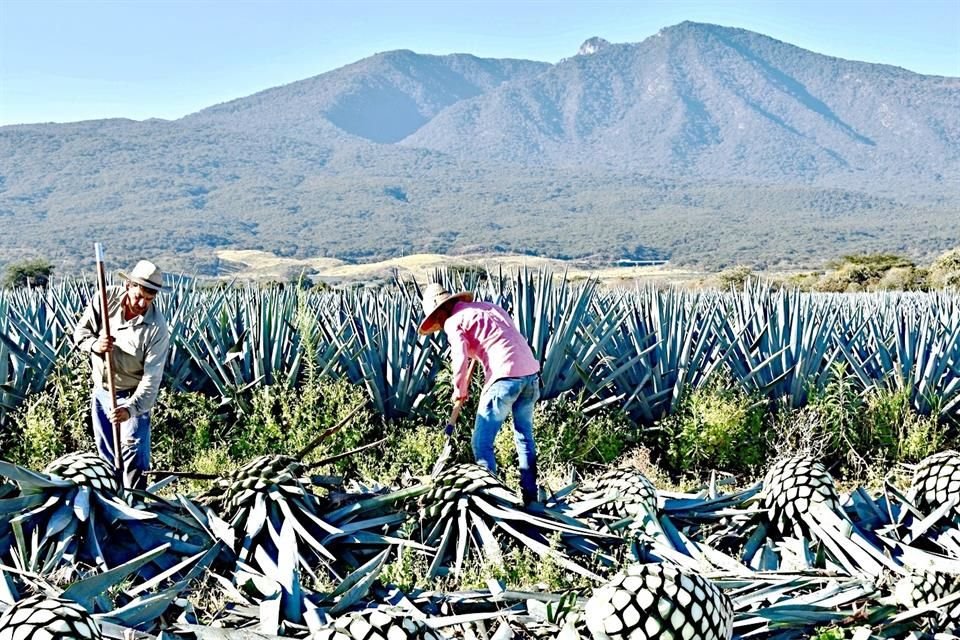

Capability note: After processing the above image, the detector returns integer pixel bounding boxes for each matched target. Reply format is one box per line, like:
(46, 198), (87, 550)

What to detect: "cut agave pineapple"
(760, 455), (841, 538)
(893, 570), (959, 608)
(584, 562), (733, 640)
(909, 450), (960, 516)
(0, 595), (102, 640)
(311, 608), (444, 640)
(572, 467), (659, 532)
(204, 453), (313, 519)
(422, 463), (514, 519)
(44, 452), (119, 495)
(217, 454), (310, 514)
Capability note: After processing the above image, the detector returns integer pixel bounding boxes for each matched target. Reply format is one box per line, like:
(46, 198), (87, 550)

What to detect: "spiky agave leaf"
(0, 453), (216, 606)
(725, 455), (906, 580)
(200, 454), (341, 575)
(584, 562), (733, 640)
(908, 450), (960, 518)
(0, 595), (102, 640)
(0, 482), (15, 500)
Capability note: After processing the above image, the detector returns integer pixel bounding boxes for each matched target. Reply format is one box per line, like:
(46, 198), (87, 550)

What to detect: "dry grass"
(215, 249), (707, 287)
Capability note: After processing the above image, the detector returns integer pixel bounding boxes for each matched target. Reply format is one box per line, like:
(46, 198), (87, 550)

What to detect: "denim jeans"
(91, 386), (151, 491)
(472, 373), (540, 501)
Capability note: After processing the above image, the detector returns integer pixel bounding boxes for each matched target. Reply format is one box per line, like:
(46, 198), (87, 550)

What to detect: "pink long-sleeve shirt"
(443, 301), (540, 402)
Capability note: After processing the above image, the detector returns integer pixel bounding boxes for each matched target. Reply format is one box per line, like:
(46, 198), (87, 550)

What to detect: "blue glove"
(444, 423), (455, 436)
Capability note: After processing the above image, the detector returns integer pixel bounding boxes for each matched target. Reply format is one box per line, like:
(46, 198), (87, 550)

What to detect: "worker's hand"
(443, 422), (455, 436)
(109, 406), (131, 425)
(93, 335), (114, 354)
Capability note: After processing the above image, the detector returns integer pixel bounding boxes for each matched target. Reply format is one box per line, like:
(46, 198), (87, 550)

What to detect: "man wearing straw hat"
(419, 283), (542, 505)
(73, 260), (170, 491)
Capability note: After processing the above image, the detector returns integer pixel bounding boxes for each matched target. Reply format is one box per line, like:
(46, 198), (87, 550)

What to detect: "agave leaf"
(453, 499), (470, 578)
(495, 520), (602, 581)
(104, 585), (181, 628)
(92, 492), (156, 521)
(427, 517), (454, 579)
(328, 547), (390, 614)
(127, 543), (222, 598)
(469, 511), (503, 570)
(325, 484), (429, 523)
(0, 461), (72, 490)
(176, 624), (286, 639)
(0, 565), (19, 605)
(276, 518), (302, 625)
(271, 491), (336, 561)
(329, 546), (391, 600)
(61, 543), (170, 609)
(0, 494), (45, 516)
(470, 495), (616, 539)
(72, 486), (91, 523)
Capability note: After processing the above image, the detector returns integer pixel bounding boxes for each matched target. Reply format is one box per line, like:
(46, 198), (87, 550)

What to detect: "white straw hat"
(118, 260), (164, 292)
(418, 283), (473, 334)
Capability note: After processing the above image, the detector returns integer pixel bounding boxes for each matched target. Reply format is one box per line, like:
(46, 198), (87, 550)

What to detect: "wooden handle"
(95, 243), (122, 482)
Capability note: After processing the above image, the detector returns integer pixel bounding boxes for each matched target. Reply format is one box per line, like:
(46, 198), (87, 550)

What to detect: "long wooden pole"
(94, 243), (123, 483)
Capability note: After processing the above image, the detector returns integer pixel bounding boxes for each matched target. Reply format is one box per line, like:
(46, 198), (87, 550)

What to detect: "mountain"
(403, 22), (960, 187)
(0, 23), (957, 275)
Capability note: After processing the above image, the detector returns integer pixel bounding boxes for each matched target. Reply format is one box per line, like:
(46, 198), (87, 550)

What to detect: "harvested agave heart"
(584, 562), (733, 640)
(0, 595), (103, 640)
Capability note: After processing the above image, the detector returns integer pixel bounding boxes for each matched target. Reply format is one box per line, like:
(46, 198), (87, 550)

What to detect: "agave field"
(0, 270), (958, 639)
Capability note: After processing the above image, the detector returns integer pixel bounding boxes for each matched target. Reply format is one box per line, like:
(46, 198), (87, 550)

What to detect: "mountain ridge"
(0, 22), (957, 274)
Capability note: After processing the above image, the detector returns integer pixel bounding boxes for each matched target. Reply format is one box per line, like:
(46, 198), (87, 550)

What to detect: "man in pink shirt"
(419, 283), (542, 505)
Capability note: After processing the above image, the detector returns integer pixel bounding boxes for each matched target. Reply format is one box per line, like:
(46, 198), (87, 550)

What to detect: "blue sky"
(1, 0), (957, 126)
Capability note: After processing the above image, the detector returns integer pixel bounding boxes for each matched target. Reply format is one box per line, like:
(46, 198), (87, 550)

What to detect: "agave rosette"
(414, 463), (621, 583)
(0, 455), (223, 636)
(0, 453), (213, 580)
(198, 454), (424, 588)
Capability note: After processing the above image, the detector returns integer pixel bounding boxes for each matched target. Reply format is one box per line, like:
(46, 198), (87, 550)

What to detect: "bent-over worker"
(418, 283), (541, 505)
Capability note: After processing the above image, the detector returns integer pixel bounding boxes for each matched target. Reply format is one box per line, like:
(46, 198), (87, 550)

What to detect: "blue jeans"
(472, 373), (540, 501)
(91, 387), (151, 491)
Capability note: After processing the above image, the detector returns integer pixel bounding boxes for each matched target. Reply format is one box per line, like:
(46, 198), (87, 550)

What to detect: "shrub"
(658, 376), (767, 476)
(928, 247), (960, 288)
(785, 368), (892, 478)
(5, 352), (92, 468)
(230, 377), (377, 473)
(875, 266), (928, 291)
(151, 389), (224, 472)
(355, 421), (448, 485)
(713, 265), (754, 290)
(2, 258), (54, 289)
(772, 369), (948, 477)
(864, 385), (948, 462)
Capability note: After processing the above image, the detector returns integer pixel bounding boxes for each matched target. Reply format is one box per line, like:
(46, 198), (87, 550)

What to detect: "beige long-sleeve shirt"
(73, 286), (170, 417)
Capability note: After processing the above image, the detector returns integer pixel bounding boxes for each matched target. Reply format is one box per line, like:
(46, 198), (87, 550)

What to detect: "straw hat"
(418, 283), (473, 334)
(118, 260), (164, 292)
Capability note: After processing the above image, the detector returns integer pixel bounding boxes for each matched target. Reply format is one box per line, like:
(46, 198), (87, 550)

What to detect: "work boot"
(520, 461), (539, 507)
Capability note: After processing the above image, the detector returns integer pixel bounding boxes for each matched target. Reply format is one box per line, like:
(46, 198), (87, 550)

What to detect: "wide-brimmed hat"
(118, 260), (164, 292)
(418, 283), (473, 334)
